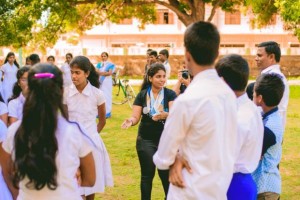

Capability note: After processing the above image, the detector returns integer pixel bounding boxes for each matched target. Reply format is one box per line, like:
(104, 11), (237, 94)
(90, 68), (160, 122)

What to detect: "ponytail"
(88, 64), (100, 88)
(13, 64), (65, 190)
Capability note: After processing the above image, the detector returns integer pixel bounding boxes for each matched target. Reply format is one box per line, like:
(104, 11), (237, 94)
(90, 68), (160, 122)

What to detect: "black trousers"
(136, 136), (169, 200)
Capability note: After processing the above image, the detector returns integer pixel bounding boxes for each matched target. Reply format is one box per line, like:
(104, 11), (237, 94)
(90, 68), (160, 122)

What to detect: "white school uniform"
(8, 93), (25, 121)
(1, 63), (18, 104)
(0, 120), (13, 200)
(0, 101), (8, 116)
(63, 82), (113, 195)
(261, 64), (289, 128)
(61, 63), (73, 87)
(153, 69), (238, 200)
(234, 93), (264, 172)
(2, 116), (92, 200)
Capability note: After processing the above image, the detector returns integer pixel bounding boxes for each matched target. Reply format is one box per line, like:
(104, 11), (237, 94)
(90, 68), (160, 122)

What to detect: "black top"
(134, 87), (177, 143)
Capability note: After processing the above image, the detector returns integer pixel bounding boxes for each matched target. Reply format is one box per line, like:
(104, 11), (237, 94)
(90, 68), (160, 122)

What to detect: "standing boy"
(215, 54), (264, 200)
(153, 21), (238, 199)
(252, 73), (285, 200)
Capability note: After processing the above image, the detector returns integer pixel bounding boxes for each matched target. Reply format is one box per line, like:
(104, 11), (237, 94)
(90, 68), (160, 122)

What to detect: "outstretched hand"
(121, 119), (133, 129)
(169, 155), (192, 188)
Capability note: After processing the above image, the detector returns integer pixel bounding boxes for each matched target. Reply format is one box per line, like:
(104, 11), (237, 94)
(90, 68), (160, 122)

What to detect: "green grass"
(96, 86), (300, 200)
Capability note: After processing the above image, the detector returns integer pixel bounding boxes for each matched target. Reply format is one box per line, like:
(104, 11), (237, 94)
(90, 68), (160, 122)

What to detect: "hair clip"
(34, 73), (55, 79)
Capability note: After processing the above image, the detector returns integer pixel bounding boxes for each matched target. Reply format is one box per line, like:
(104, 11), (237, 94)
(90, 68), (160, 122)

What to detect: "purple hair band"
(34, 73), (55, 79)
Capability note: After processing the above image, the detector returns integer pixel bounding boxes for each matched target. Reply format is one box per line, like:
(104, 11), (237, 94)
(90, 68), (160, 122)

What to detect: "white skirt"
(80, 134), (114, 196)
(0, 171), (13, 200)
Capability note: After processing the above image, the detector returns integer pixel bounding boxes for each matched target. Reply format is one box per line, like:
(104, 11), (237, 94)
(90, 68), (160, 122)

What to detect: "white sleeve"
(0, 102), (8, 115)
(2, 121), (21, 154)
(8, 100), (18, 118)
(0, 120), (7, 142)
(62, 87), (69, 105)
(153, 97), (190, 169)
(96, 89), (106, 106)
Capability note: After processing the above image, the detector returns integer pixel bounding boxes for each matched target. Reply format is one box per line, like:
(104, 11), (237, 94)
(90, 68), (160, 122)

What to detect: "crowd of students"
(0, 21), (290, 200)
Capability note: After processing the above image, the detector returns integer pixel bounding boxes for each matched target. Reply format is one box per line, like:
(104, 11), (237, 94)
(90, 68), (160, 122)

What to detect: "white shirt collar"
(69, 82), (92, 97)
(191, 68), (218, 84)
(261, 64), (280, 74)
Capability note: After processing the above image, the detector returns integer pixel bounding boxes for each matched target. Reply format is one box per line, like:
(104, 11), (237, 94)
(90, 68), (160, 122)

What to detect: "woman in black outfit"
(122, 63), (177, 200)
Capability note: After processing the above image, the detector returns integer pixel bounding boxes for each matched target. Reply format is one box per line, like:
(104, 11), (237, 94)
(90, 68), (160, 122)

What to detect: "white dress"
(0, 120), (13, 200)
(63, 82), (114, 195)
(61, 63), (73, 87)
(2, 116), (93, 200)
(97, 61), (115, 118)
(1, 63), (18, 104)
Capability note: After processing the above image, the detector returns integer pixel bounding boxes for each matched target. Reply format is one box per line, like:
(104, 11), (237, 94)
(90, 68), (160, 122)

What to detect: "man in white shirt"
(255, 41), (289, 128)
(153, 21), (238, 200)
(215, 54), (264, 200)
(159, 49), (171, 79)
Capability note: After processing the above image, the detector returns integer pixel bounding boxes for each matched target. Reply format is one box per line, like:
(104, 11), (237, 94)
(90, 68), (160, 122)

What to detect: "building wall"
(90, 55), (300, 77)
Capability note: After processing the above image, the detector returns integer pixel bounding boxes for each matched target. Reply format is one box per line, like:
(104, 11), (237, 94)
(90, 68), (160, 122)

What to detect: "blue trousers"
(227, 172), (257, 200)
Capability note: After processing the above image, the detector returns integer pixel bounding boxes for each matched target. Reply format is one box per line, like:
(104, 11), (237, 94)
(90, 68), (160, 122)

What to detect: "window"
(225, 11), (241, 25)
(155, 10), (174, 24)
(111, 43), (135, 48)
(118, 18), (133, 25)
(220, 44), (245, 48)
(148, 44), (170, 48)
(290, 44), (300, 48)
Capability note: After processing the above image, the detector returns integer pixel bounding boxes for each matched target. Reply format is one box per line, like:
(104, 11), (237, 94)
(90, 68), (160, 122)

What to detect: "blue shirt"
(252, 107), (284, 194)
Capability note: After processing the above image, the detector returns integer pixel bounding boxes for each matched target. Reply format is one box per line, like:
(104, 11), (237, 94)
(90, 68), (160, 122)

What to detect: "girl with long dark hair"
(63, 56), (113, 200)
(1, 52), (19, 103)
(0, 63), (95, 199)
(121, 63), (177, 200)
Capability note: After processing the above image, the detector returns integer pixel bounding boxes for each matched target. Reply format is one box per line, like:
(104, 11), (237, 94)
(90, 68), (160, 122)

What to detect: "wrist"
(129, 119), (134, 126)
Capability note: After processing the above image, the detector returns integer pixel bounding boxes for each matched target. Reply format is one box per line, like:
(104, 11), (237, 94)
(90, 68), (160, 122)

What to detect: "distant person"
(96, 52), (115, 118)
(47, 55), (56, 65)
(0, 63), (95, 200)
(28, 53), (41, 66)
(153, 21), (237, 199)
(254, 41), (289, 128)
(122, 63), (177, 200)
(252, 73), (285, 200)
(144, 49), (153, 78)
(148, 50), (158, 66)
(0, 93), (8, 126)
(0, 52), (19, 104)
(61, 53), (73, 87)
(172, 61), (191, 95)
(215, 54), (264, 200)
(25, 56), (31, 65)
(159, 49), (171, 79)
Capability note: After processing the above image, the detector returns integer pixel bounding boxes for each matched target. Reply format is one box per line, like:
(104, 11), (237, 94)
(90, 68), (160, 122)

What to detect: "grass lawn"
(96, 85), (300, 200)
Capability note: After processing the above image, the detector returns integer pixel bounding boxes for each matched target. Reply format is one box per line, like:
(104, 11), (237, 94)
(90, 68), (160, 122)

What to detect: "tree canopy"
(0, 0), (299, 50)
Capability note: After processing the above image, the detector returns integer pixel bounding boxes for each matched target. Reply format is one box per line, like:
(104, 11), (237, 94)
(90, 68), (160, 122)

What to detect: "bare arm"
(121, 105), (142, 129)
(62, 104), (69, 119)
(97, 69), (113, 77)
(8, 117), (18, 126)
(0, 113), (8, 126)
(79, 152), (96, 187)
(0, 143), (18, 199)
(97, 103), (106, 133)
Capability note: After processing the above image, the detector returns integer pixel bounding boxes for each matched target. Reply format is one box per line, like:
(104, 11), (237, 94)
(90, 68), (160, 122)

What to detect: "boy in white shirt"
(153, 21), (238, 200)
(215, 54), (264, 200)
